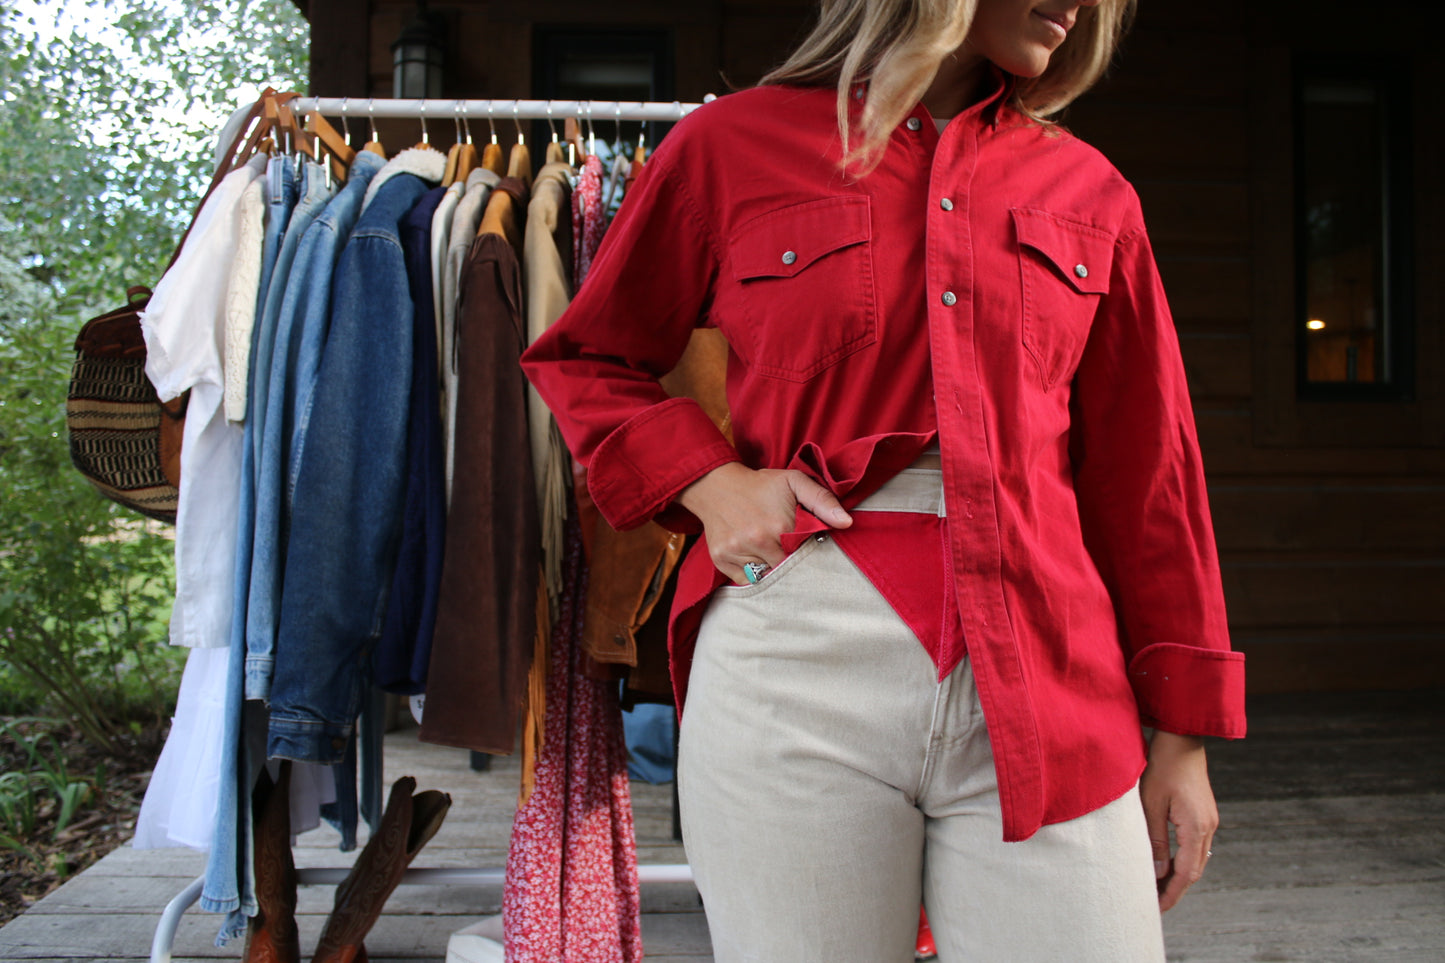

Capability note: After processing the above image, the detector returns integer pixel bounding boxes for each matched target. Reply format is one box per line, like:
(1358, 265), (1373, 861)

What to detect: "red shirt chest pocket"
(722, 195), (877, 383)
(1012, 208), (1115, 391)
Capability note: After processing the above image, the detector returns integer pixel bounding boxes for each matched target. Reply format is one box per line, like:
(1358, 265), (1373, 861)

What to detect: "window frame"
(1291, 57), (1416, 403)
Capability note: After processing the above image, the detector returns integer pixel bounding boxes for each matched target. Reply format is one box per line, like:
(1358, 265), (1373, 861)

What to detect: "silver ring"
(1206, 850), (1214, 857)
(742, 561), (769, 584)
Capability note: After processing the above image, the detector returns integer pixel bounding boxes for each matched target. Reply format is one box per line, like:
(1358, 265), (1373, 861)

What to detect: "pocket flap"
(730, 196), (871, 281)
(1011, 208), (1114, 295)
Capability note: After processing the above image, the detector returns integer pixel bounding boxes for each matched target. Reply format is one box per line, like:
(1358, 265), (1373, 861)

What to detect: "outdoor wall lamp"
(391, 0), (446, 99)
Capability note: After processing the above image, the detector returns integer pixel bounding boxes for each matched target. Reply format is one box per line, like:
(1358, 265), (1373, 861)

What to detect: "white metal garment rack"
(149, 95), (703, 963)
(294, 96), (708, 122)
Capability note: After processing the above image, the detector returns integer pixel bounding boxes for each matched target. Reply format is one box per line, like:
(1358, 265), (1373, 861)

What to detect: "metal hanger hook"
(614, 103), (623, 154)
(368, 98), (379, 143)
(487, 102), (498, 145)
(419, 100), (429, 145)
(454, 102), (464, 146)
(513, 101), (524, 146)
(340, 97), (352, 147)
(459, 100), (473, 145)
(546, 102), (558, 144)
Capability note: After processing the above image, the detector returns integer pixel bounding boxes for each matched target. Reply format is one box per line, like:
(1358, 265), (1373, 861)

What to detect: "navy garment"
(375, 185), (449, 693)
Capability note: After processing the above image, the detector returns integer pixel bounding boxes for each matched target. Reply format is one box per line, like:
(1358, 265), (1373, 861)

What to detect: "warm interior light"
(1307, 319), (1327, 331)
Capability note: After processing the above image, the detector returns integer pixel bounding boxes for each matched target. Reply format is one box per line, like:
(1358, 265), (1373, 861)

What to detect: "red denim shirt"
(522, 78), (1247, 841)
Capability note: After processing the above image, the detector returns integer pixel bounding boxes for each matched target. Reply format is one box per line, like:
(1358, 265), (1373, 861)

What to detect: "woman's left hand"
(1139, 730), (1218, 912)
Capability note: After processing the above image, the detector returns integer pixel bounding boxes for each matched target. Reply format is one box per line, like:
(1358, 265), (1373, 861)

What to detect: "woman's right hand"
(675, 463), (852, 585)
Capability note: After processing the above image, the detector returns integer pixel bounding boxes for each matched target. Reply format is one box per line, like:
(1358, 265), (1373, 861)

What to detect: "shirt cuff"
(1128, 642), (1247, 739)
(587, 397), (740, 532)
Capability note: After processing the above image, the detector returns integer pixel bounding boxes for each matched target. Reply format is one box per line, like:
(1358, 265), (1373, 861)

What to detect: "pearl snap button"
(940, 198), (954, 211)
(941, 291), (957, 307)
(906, 117), (922, 131)
(782, 250), (798, 265)
(1075, 264), (1088, 279)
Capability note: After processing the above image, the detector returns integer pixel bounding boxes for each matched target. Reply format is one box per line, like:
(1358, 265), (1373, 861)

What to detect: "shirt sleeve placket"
(924, 114), (1047, 841)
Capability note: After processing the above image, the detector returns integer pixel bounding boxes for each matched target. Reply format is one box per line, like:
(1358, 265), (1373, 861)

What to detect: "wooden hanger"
(273, 99), (307, 159)
(454, 141), (478, 184)
(506, 111), (532, 188)
(166, 88), (290, 275)
(224, 87), (281, 171)
(507, 142), (533, 187)
(481, 142), (505, 176)
(443, 108), (479, 187)
(564, 116), (586, 165)
(478, 106), (505, 175)
(477, 185), (522, 251)
(305, 111), (354, 184)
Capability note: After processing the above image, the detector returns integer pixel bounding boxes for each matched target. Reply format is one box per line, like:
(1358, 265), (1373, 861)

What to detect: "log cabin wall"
(303, 0), (1444, 693)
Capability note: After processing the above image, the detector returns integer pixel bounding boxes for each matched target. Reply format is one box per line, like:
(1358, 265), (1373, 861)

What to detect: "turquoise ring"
(743, 561), (769, 584)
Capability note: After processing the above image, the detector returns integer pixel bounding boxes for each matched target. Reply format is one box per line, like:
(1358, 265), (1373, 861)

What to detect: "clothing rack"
(292, 96), (708, 123)
(152, 865), (696, 962)
(148, 95), (703, 963)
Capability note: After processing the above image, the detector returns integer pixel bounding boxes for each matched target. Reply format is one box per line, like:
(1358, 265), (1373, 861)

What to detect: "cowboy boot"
(311, 775), (452, 963)
(244, 762), (300, 963)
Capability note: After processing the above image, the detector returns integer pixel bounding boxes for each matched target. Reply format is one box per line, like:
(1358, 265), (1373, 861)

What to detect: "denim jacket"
(267, 169), (434, 762)
(244, 151), (384, 700)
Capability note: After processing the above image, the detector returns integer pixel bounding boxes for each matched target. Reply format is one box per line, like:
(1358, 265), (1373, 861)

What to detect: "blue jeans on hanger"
(199, 156), (301, 940)
(244, 157), (354, 702)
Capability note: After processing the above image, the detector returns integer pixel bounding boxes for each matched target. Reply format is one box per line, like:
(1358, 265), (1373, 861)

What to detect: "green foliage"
(0, 1), (308, 750)
(0, 717), (99, 870)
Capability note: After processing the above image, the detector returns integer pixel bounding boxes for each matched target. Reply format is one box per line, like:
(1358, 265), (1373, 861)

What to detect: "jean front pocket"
(714, 531), (828, 600)
(725, 196), (877, 383)
(1012, 208), (1114, 391)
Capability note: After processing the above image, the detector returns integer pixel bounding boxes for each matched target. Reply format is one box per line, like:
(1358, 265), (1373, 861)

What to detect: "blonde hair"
(762, 0), (1136, 171)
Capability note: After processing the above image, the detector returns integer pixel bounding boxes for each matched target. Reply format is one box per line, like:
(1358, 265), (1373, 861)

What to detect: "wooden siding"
(310, 0), (1444, 693)
(1071, 1), (1444, 691)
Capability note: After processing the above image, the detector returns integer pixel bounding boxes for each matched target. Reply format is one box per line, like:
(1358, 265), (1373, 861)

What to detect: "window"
(532, 28), (675, 193)
(1294, 61), (1413, 400)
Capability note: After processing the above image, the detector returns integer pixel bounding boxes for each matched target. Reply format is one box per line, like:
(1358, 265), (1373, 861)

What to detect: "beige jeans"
(677, 468), (1166, 963)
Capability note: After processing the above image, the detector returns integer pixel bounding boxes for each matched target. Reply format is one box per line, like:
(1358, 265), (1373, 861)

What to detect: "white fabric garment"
(430, 179), (465, 371)
(133, 645), (230, 848)
(135, 649), (335, 849)
(141, 155), (266, 648)
(223, 176), (267, 423)
(258, 757), (336, 839)
(441, 166), (499, 501)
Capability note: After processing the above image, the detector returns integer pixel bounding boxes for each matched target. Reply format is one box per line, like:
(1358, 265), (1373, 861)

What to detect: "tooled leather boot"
(311, 775), (452, 963)
(244, 761), (300, 963)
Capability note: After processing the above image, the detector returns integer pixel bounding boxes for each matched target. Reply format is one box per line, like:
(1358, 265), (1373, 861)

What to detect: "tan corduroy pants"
(677, 466), (1166, 963)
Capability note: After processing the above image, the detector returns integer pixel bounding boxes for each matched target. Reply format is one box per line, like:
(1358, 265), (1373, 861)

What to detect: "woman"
(522, 0), (1247, 959)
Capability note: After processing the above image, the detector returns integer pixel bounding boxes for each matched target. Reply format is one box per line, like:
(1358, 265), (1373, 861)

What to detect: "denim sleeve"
(267, 230), (415, 763)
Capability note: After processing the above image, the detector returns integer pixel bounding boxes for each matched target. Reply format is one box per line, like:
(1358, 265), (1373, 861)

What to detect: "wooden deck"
(0, 689), (1440, 962)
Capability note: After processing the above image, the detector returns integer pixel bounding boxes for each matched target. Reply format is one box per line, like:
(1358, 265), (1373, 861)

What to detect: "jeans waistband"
(854, 452), (945, 517)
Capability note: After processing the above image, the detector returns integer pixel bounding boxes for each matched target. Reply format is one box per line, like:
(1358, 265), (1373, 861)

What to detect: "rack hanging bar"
(291, 98), (708, 123)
